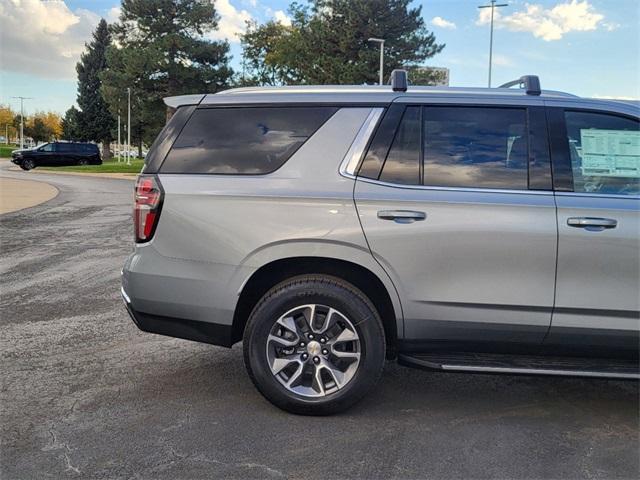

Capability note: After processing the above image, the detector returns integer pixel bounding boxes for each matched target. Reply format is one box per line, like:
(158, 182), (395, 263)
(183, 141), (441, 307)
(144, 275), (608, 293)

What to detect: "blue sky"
(1, 0), (638, 115)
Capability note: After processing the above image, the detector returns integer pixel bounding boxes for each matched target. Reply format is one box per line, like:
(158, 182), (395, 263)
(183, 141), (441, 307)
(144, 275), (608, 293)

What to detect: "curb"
(8, 166), (138, 181)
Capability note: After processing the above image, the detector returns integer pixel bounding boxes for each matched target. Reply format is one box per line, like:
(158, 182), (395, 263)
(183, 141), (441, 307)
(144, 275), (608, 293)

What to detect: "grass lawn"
(39, 157), (145, 174)
(1, 144), (15, 158)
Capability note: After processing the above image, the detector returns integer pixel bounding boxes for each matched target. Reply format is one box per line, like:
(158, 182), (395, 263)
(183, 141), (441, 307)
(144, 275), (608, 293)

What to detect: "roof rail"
(390, 69), (408, 92)
(499, 75), (541, 96)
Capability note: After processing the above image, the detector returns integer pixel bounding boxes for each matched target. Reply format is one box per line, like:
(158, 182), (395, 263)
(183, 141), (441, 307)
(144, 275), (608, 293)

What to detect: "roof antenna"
(390, 70), (408, 92)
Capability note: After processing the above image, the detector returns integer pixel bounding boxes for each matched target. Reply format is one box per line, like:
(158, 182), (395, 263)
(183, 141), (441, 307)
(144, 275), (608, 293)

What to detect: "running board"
(397, 352), (639, 379)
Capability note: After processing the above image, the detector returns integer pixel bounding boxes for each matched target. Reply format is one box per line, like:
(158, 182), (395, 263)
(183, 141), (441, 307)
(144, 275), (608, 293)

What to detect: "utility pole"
(368, 38), (385, 85)
(127, 88), (131, 166)
(478, 1), (508, 87)
(117, 113), (121, 163)
(12, 96), (32, 149)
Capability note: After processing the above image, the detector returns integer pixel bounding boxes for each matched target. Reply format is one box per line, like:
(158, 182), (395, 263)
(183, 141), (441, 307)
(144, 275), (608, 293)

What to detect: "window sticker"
(579, 129), (640, 178)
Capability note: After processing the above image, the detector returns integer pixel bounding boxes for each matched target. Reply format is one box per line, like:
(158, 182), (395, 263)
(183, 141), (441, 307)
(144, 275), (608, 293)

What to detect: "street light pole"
(478, 1), (508, 87)
(12, 96), (32, 149)
(127, 88), (131, 166)
(368, 38), (385, 85)
(117, 113), (121, 163)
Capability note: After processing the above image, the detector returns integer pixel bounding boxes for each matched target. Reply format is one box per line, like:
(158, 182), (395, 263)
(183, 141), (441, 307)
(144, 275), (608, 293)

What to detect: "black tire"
(20, 159), (35, 171)
(243, 274), (386, 415)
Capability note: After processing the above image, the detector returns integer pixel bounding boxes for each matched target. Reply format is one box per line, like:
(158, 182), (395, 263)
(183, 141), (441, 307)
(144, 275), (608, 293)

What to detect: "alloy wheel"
(265, 304), (361, 398)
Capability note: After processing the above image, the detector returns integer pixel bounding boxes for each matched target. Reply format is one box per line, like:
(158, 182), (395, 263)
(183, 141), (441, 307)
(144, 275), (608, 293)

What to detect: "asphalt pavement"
(1, 162), (638, 479)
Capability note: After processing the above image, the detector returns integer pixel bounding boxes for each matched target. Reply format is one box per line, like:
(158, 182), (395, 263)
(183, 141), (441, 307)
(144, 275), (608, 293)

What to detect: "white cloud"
(0, 0), (101, 79)
(477, 0), (605, 41)
(431, 16), (456, 30)
(208, 0), (252, 43)
(106, 6), (121, 23)
(492, 54), (513, 66)
(273, 10), (292, 26)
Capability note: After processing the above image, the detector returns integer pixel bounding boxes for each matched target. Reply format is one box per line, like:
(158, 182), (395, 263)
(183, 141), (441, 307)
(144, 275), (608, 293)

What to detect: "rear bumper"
(121, 287), (234, 347)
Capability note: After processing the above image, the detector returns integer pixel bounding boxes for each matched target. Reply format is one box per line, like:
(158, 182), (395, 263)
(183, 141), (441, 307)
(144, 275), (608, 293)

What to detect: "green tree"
(239, 20), (296, 86)
(77, 19), (116, 159)
(101, 0), (233, 150)
(407, 66), (448, 86)
(62, 106), (83, 141)
(240, 0), (444, 86)
(27, 118), (50, 144)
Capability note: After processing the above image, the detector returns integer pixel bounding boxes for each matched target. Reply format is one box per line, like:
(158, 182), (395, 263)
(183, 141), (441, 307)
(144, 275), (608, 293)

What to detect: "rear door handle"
(567, 217), (617, 230)
(377, 210), (426, 223)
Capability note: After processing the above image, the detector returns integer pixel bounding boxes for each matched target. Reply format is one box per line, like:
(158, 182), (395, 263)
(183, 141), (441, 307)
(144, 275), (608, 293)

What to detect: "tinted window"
(423, 107), (528, 189)
(379, 106), (420, 184)
(144, 105), (195, 173)
(58, 143), (74, 153)
(358, 105), (405, 179)
(564, 111), (639, 195)
(161, 107), (337, 174)
(40, 143), (54, 152)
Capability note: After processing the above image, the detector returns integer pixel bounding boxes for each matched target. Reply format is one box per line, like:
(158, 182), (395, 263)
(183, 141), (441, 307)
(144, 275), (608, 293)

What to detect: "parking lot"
(1, 163), (638, 479)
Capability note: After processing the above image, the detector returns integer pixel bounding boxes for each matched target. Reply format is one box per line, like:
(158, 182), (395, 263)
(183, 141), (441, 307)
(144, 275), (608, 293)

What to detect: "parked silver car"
(122, 72), (639, 414)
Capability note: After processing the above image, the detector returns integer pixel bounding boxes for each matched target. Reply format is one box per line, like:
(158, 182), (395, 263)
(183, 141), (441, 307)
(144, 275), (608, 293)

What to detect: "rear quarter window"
(160, 107), (338, 174)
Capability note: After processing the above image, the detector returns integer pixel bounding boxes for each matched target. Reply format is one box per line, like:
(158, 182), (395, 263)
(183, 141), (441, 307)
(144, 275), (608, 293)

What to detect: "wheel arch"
(232, 256), (402, 358)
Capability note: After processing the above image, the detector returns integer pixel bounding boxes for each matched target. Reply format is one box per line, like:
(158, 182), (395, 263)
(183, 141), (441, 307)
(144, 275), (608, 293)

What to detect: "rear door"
(545, 105), (640, 355)
(353, 99), (558, 348)
(58, 143), (75, 164)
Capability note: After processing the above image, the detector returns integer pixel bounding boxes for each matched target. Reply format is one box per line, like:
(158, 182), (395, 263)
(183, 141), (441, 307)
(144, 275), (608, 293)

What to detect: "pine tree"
(241, 0), (444, 86)
(77, 19), (115, 159)
(101, 0), (233, 149)
(62, 107), (83, 141)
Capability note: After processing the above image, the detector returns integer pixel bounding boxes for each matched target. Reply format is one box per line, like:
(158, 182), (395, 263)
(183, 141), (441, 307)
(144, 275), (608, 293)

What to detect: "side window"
(358, 105), (405, 179)
(161, 107), (338, 174)
(564, 111), (639, 195)
(423, 107), (528, 189)
(379, 106), (421, 184)
(40, 143), (54, 152)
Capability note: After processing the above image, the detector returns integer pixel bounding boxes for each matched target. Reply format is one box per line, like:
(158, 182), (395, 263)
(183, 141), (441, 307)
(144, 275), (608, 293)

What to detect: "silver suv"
(122, 72), (640, 414)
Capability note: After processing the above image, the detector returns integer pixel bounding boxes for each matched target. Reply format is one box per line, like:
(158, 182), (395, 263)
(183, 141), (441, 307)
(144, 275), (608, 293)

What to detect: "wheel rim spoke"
(331, 349), (360, 360)
(285, 362), (304, 388)
(270, 356), (298, 375)
(275, 315), (299, 337)
(267, 334), (298, 348)
(312, 365), (326, 395)
(331, 327), (357, 344)
(322, 363), (346, 390)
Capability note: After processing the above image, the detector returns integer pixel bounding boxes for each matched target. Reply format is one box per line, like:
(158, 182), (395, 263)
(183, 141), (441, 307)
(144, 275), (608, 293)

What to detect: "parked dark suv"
(11, 142), (101, 170)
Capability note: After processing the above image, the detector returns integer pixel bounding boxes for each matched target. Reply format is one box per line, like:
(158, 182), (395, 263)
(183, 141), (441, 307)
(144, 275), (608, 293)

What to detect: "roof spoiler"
(499, 75), (541, 96)
(163, 94), (205, 109)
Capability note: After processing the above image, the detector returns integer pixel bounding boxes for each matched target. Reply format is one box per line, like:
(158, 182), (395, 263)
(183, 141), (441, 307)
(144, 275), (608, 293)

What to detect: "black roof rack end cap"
(390, 69), (408, 92)
(524, 75), (541, 96)
(498, 75), (541, 96)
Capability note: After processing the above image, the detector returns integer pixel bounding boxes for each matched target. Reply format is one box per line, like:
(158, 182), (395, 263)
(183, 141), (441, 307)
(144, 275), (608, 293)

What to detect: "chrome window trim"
(355, 176), (553, 195)
(554, 192), (640, 200)
(339, 107), (385, 178)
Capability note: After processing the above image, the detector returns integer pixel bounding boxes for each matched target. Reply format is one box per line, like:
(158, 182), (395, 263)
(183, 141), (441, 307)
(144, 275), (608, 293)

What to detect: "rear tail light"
(134, 175), (163, 243)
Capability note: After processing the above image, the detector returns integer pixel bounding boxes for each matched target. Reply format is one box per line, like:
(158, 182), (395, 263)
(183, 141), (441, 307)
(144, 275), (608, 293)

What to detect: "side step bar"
(398, 352), (639, 380)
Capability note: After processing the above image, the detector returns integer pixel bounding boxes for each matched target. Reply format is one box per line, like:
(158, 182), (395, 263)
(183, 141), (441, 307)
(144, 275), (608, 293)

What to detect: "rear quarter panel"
(126, 107), (403, 334)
